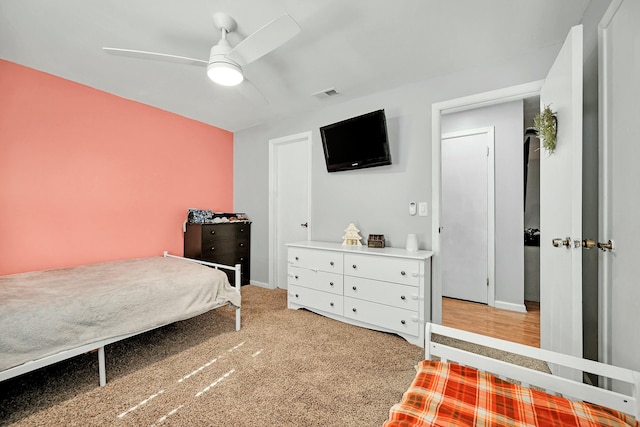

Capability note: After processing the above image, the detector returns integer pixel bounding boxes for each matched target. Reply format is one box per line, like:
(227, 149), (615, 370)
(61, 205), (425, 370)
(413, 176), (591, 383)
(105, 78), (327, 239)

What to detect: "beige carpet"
(1, 285), (549, 426)
(1, 286), (426, 426)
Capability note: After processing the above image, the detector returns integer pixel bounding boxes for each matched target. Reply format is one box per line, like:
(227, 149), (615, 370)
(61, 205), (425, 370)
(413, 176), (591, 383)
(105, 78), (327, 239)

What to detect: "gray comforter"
(0, 256), (241, 372)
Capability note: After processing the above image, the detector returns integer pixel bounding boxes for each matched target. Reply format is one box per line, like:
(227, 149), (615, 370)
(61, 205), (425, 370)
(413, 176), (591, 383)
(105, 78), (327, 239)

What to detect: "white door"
(269, 132), (311, 290)
(441, 128), (494, 304)
(539, 25), (583, 376)
(599, 0), (640, 378)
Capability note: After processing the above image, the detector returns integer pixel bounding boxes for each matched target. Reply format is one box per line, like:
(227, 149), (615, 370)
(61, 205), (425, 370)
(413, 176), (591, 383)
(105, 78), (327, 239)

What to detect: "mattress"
(385, 361), (639, 427)
(0, 256), (241, 372)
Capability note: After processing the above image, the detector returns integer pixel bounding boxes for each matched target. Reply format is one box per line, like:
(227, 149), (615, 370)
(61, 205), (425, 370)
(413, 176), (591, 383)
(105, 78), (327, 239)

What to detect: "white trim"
(441, 127), (495, 307)
(268, 131), (312, 290)
(494, 300), (527, 313)
(431, 80), (544, 324)
(249, 280), (271, 289)
(597, 0), (623, 378)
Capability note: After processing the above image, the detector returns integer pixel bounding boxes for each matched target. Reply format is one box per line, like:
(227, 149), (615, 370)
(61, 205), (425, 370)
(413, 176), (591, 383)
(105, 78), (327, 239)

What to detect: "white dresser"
(286, 241), (433, 347)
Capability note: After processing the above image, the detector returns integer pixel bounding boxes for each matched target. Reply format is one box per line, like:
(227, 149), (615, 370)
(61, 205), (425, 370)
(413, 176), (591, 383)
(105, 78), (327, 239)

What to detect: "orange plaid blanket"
(385, 361), (639, 427)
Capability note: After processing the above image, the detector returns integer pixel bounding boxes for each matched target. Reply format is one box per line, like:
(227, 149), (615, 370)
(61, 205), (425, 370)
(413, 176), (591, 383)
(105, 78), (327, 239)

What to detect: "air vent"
(312, 87), (342, 100)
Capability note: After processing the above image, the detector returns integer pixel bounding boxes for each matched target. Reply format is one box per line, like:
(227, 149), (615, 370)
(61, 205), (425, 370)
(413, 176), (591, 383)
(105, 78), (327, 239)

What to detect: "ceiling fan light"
(207, 61), (244, 86)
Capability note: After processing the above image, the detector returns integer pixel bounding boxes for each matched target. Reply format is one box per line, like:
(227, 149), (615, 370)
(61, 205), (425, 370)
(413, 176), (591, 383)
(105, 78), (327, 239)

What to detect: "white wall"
(232, 2), (620, 373)
(441, 101), (524, 308)
(234, 45), (560, 285)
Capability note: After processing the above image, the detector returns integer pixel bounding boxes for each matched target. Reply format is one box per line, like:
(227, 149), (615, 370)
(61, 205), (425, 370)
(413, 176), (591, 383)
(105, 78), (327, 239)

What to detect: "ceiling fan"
(103, 13), (301, 104)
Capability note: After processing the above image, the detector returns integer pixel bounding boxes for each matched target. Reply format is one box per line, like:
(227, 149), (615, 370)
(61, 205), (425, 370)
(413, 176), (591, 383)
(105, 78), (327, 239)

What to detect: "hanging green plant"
(533, 105), (558, 153)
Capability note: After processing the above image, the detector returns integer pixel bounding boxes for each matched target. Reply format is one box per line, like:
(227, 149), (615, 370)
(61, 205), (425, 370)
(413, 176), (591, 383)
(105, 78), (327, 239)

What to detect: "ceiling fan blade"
(226, 14), (300, 66)
(238, 78), (269, 106)
(102, 47), (207, 67)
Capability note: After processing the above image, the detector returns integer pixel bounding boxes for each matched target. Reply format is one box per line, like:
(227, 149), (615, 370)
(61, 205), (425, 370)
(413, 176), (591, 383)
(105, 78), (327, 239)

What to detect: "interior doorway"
(439, 100), (542, 346)
(268, 131), (312, 290)
(439, 99), (534, 313)
(431, 80), (544, 325)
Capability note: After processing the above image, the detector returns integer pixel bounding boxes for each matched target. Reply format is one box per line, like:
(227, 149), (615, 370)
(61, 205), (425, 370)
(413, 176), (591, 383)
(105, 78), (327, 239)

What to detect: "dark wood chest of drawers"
(184, 222), (251, 285)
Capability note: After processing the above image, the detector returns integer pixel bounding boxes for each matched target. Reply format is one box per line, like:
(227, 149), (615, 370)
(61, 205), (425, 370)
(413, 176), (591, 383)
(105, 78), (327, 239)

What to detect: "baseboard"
(249, 280), (273, 289)
(494, 300), (527, 313)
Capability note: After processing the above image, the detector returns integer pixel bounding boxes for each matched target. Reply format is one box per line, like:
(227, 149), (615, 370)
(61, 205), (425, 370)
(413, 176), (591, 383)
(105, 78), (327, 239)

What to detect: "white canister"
(406, 234), (418, 251)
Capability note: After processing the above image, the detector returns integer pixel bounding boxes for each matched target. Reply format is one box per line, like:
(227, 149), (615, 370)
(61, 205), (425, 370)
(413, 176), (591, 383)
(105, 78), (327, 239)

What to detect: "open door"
(539, 25), (583, 378)
(599, 0), (640, 381)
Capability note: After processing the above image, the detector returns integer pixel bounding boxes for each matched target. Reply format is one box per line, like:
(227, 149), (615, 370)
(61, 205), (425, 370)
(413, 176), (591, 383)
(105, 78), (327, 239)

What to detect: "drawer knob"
(401, 320), (406, 325)
(352, 286), (357, 291)
(240, 228), (244, 232)
(400, 271), (406, 276)
(329, 282), (334, 286)
(330, 261), (334, 266)
(210, 247), (215, 251)
(239, 243), (244, 247)
(400, 295), (406, 300)
(352, 308), (357, 313)
(210, 230), (215, 234)
(295, 275), (299, 279)
(295, 294), (299, 298)
(295, 256), (299, 261)
(330, 302), (334, 307)
(352, 264), (357, 269)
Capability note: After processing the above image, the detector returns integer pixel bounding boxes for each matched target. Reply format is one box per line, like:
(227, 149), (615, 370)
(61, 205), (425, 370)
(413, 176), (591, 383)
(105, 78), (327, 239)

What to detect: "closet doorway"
(268, 131), (312, 290)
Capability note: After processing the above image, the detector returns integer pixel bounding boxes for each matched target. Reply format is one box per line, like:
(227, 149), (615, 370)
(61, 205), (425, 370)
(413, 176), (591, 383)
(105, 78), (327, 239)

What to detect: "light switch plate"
(418, 202), (428, 216)
(409, 201), (417, 216)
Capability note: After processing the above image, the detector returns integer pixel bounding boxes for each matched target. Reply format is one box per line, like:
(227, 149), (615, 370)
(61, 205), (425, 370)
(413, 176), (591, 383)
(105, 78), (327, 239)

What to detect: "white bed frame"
(426, 323), (640, 419)
(0, 252), (241, 387)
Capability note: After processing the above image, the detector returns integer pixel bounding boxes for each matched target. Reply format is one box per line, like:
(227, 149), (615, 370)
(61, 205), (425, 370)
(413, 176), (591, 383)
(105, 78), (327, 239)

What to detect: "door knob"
(598, 240), (615, 251)
(552, 237), (571, 248)
(301, 222), (308, 228)
(582, 239), (615, 252)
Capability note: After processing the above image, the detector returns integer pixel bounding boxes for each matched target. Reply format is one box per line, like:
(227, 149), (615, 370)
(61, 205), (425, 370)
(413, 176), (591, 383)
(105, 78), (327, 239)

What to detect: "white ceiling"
(0, 0), (592, 132)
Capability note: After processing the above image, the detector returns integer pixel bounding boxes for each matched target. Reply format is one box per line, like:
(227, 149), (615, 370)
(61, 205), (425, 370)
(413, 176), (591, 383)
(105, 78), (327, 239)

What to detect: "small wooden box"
(367, 234), (385, 248)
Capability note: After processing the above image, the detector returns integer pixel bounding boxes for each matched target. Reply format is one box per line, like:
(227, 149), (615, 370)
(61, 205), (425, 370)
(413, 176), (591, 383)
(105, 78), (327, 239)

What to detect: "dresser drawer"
(288, 247), (343, 273)
(344, 254), (421, 287)
(201, 223), (250, 241)
(344, 276), (419, 311)
(288, 285), (343, 315)
(202, 250), (249, 265)
(201, 238), (249, 259)
(288, 266), (343, 295)
(343, 297), (420, 336)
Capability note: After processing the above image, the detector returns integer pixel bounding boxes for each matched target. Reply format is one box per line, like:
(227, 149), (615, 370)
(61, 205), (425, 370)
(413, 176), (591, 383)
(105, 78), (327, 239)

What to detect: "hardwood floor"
(442, 297), (540, 347)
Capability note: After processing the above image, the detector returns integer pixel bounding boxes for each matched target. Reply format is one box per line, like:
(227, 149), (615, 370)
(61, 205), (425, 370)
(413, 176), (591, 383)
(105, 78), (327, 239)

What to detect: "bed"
(385, 323), (640, 426)
(0, 252), (241, 387)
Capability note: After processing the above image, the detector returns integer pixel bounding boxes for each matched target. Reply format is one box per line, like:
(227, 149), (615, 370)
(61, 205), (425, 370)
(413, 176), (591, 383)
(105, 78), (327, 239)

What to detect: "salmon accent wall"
(0, 60), (233, 276)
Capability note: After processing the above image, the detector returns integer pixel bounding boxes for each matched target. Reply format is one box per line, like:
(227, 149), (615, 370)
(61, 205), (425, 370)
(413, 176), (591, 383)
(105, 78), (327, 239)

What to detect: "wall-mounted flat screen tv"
(320, 109), (391, 172)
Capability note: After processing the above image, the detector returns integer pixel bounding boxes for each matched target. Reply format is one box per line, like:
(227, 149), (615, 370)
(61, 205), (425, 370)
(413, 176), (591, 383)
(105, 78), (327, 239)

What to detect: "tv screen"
(320, 109), (391, 172)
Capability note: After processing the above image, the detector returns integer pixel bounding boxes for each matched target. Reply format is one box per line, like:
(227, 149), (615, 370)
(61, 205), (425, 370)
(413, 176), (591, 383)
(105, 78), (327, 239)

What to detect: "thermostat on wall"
(409, 201), (417, 216)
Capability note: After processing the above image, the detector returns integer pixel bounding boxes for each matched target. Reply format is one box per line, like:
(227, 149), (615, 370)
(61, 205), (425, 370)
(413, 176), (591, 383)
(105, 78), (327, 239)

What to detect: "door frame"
(597, 0), (623, 371)
(268, 131), (312, 289)
(431, 80), (544, 324)
(441, 126), (496, 306)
